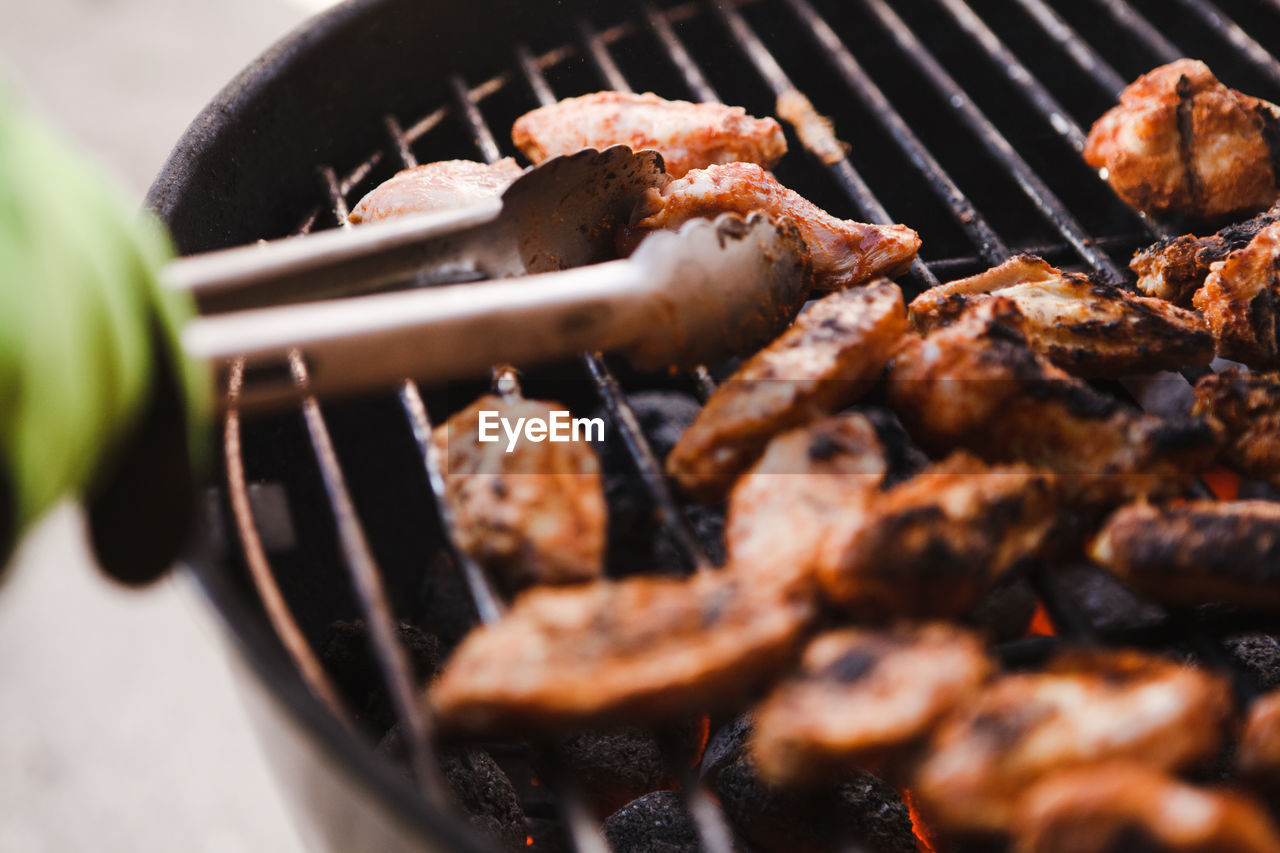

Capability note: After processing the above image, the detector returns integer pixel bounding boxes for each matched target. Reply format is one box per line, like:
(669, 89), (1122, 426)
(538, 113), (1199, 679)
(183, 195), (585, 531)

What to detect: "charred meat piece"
(1130, 202), (1280, 306)
(887, 298), (1219, 501)
(347, 158), (523, 223)
(429, 570), (812, 738)
(432, 394), (605, 595)
(1084, 59), (1280, 220)
(819, 452), (1061, 619)
(909, 254), (1213, 376)
(1240, 689), (1280, 787)
(912, 649), (1233, 836)
(1088, 500), (1280, 611)
(629, 163), (920, 291)
(752, 624), (993, 784)
(1014, 763), (1280, 853)
(1193, 220), (1280, 368)
(511, 91), (786, 179)
(668, 282), (908, 502)
(1193, 368), (1280, 488)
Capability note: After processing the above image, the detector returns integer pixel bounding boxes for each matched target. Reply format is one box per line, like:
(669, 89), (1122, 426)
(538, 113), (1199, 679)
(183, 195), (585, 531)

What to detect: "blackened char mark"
(1176, 74), (1202, 212)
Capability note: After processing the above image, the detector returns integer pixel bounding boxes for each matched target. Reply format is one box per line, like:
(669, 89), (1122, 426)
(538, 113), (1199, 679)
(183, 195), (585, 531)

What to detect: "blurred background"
(0, 1), (341, 850)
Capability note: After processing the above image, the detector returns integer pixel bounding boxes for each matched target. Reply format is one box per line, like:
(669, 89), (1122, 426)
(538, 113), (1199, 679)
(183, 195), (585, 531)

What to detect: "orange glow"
(526, 835), (534, 847)
(692, 715), (711, 767)
(1027, 601), (1056, 637)
(901, 788), (940, 853)
(1202, 467), (1241, 501)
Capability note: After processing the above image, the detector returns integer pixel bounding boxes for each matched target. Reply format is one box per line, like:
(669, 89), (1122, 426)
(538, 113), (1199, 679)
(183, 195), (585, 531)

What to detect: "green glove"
(0, 91), (209, 580)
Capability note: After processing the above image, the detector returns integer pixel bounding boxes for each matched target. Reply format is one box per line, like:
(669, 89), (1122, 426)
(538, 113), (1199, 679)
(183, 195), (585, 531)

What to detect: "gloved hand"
(0, 91), (208, 583)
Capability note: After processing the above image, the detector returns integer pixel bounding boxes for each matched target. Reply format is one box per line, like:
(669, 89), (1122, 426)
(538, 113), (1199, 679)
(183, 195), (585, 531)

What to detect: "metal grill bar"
(641, 0), (718, 102)
(1012, 0), (1133, 95)
(579, 19), (633, 93)
(1172, 0), (1280, 90)
(451, 75), (503, 165)
(1092, 0), (1183, 65)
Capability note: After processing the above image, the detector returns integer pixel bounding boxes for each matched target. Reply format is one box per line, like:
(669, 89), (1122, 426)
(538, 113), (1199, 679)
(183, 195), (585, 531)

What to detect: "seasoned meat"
(629, 163), (920, 291)
(887, 298), (1219, 502)
(1193, 220), (1280, 368)
(1130, 202), (1280, 306)
(909, 254), (1213, 376)
(818, 452), (1061, 619)
(1088, 499), (1280, 611)
(429, 570), (813, 738)
(1014, 763), (1280, 853)
(668, 282), (908, 502)
(725, 412), (888, 599)
(1193, 367), (1280, 487)
(511, 91), (786, 179)
(433, 394), (605, 594)
(752, 624), (993, 784)
(1084, 59), (1280, 220)
(912, 649), (1233, 835)
(1240, 689), (1280, 786)
(347, 158), (523, 223)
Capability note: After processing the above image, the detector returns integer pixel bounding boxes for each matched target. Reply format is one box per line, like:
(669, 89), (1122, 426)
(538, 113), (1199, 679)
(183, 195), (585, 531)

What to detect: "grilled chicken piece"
(752, 624), (994, 784)
(1084, 59), (1280, 220)
(725, 413), (888, 599)
(511, 91), (786, 179)
(819, 452), (1060, 619)
(887, 298), (1219, 502)
(1088, 500), (1280, 611)
(1130, 202), (1280, 306)
(1014, 763), (1280, 853)
(629, 163), (920, 291)
(912, 649), (1233, 836)
(1193, 220), (1280, 368)
(432, 394), (605, 594)
(909, 254), (1213, 376)
(348, 158), (523, 223)
(429, 570), (812, 738)
(1240, 689), (1280, 786)
(1193, 368), (1280, 488)
(668, 282), (908, 502)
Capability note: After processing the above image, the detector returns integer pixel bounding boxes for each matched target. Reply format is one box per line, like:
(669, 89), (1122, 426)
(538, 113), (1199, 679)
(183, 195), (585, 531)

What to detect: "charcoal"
(321, 619), (441, 733)
(418, 551), (482, 648)
(968, 576), (1037, 641)
(526, 816), (570, 852)
(1050, 563), (1167, 638)
(556, 727), (676, 818)
(706, 716), (919, 853)
(602, 790), (703, 853)
(1221, 632), (1280, 692)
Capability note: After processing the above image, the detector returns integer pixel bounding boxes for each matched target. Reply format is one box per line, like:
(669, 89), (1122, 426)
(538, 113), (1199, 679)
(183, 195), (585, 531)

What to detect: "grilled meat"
(752, 624), (994, 784)
(725, 412), (888, 599)
(912, 649), (1233, 836)
(1240, 689), (1280, 786)
(887, 298), (1219, 501)
(1193, 220), (1280, 368)
(1130, 202), (1280, 306)
(511, 91), (786, 179)
(818, 452), (1061, 619)
(1193, 368), (1280, 488)
(668, 282), (908, 502)
(1084, 59), (1280, 220)
(629, 162), (920, 291)
(1088, 499), (1280, 611)
(347, 158), (522, 223)
(909, 254), (1213, 376)
(1014, 763), (1280, 853)
(429, 570), (813, 738)
(432, 394), (605, 594)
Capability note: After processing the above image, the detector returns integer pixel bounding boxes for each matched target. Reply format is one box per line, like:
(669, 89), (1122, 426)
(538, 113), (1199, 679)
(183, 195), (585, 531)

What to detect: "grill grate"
(219, 0), (1280, 849)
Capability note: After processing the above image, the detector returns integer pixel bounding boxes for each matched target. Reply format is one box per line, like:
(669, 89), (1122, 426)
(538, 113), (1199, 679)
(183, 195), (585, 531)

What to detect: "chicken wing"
(751, 624), (994, 784)
(1193, 220), (1280, 368)
(887, 298), (1219, 502)
(1239, 689), (1280, 786)
(667, 281), (908, 502)
(1084, 59), (1280, 220)
(629, 163), (920, 291)
(1130, 202), (1280, 306)
(348, 158), (523, 223)
(433, 394), (605, 594)
(818, 452), (1061, 619)
(429, 570), (812, 738)
(511, 91), (786, 179)
(1088, 499), (1280, 611)
(1193, 368), (1280, 488)
(909, 255), (1213, 376)
(912, 649), (1233, 835)
(1014, 763), (1280, 853)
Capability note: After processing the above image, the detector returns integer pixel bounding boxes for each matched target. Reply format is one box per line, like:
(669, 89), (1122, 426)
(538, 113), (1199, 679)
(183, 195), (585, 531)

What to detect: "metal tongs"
(167, 146), (811, 410)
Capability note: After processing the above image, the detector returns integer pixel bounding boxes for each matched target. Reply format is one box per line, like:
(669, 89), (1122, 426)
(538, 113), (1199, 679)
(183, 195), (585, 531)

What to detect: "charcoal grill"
(150, 0), (1280, 850)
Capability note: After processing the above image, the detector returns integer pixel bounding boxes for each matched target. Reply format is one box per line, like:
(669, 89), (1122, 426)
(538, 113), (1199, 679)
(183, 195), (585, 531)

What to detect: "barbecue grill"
(148, 0), (1280, 849)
